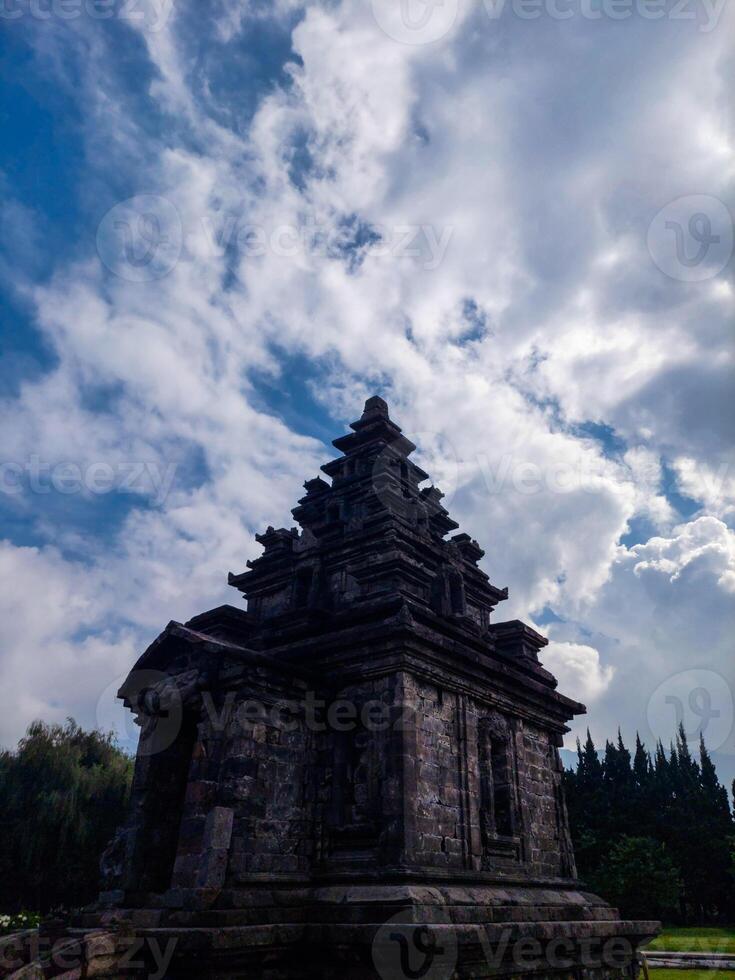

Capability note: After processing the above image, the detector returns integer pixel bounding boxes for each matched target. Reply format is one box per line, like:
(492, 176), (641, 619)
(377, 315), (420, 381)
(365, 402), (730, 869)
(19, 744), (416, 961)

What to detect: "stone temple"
(83, 397), (657, 977)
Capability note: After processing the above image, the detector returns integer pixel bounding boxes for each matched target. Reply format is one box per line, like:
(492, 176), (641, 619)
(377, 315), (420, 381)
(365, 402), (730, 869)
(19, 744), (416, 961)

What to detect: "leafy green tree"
(591, 836), (680, 921)
(0, 719), (133, 913)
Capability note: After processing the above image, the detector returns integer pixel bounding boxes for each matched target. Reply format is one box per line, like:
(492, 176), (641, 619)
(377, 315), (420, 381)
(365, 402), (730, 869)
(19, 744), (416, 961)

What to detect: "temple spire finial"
(362, 394), (389, 419)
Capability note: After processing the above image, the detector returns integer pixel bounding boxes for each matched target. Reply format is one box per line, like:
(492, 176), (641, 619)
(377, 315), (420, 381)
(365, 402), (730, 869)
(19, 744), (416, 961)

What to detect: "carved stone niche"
(326, 718), (381, 860)
(431, 564), (467, 617)
(478, 712), (522, 865)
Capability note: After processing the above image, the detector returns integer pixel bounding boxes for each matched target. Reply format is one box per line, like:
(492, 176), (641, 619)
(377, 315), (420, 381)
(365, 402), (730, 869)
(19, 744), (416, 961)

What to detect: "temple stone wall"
(170, 725), (222, 891)
(221, 699), (316, 882)
(396, 675), (573, 879)
(152, 669), (578, 900)
(519, 722), (567, 878)
(408, 675), (468, 869)
(83, 397), (657, 977)
(321, 674), (405, 868)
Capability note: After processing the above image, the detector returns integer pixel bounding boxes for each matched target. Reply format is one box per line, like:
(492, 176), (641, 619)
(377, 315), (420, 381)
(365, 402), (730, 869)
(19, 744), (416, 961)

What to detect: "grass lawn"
(648, 928), (735, 955)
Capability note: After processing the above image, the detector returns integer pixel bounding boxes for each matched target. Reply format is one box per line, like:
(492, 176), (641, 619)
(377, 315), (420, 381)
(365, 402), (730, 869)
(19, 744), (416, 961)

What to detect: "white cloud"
(0, 542), (132, 747)
(1, 0), (732, 753)
(550, 517), (735, 749)
(543, 641), (615, 705)
(673, 456), (735, 520)
(630, 516), (735, 594)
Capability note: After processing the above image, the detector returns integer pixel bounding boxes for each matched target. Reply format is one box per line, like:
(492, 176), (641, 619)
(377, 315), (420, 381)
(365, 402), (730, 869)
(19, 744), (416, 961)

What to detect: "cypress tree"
(633, 733), (650, 786)
(565, 726), (735, 923)
(632, 733), (653, 836)
(565, 730), (605, 878)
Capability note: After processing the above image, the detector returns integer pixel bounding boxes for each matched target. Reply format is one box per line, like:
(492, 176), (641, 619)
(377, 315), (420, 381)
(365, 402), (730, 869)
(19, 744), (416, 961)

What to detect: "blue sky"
(0, 0), (733, 783)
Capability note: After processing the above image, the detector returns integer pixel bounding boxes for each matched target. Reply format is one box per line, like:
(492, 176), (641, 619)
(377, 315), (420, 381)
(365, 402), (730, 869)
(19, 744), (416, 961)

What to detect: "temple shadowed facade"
(82, 397), (657, 977)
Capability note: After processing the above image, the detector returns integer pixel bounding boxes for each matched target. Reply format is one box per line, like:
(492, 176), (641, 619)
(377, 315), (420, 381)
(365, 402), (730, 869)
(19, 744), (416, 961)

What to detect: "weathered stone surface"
(71, 397), (658, 976)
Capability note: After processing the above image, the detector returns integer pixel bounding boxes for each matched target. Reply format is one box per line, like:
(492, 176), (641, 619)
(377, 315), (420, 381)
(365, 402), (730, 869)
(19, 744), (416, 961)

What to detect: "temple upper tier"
(227, 396), (545, 660)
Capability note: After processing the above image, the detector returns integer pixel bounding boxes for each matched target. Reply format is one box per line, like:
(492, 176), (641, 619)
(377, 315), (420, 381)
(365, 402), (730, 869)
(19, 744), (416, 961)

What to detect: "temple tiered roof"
(228, 396), (509, 632)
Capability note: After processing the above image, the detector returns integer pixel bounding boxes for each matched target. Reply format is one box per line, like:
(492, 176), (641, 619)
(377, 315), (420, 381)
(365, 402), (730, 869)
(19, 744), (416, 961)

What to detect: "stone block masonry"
(59, 396), (659, 978)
